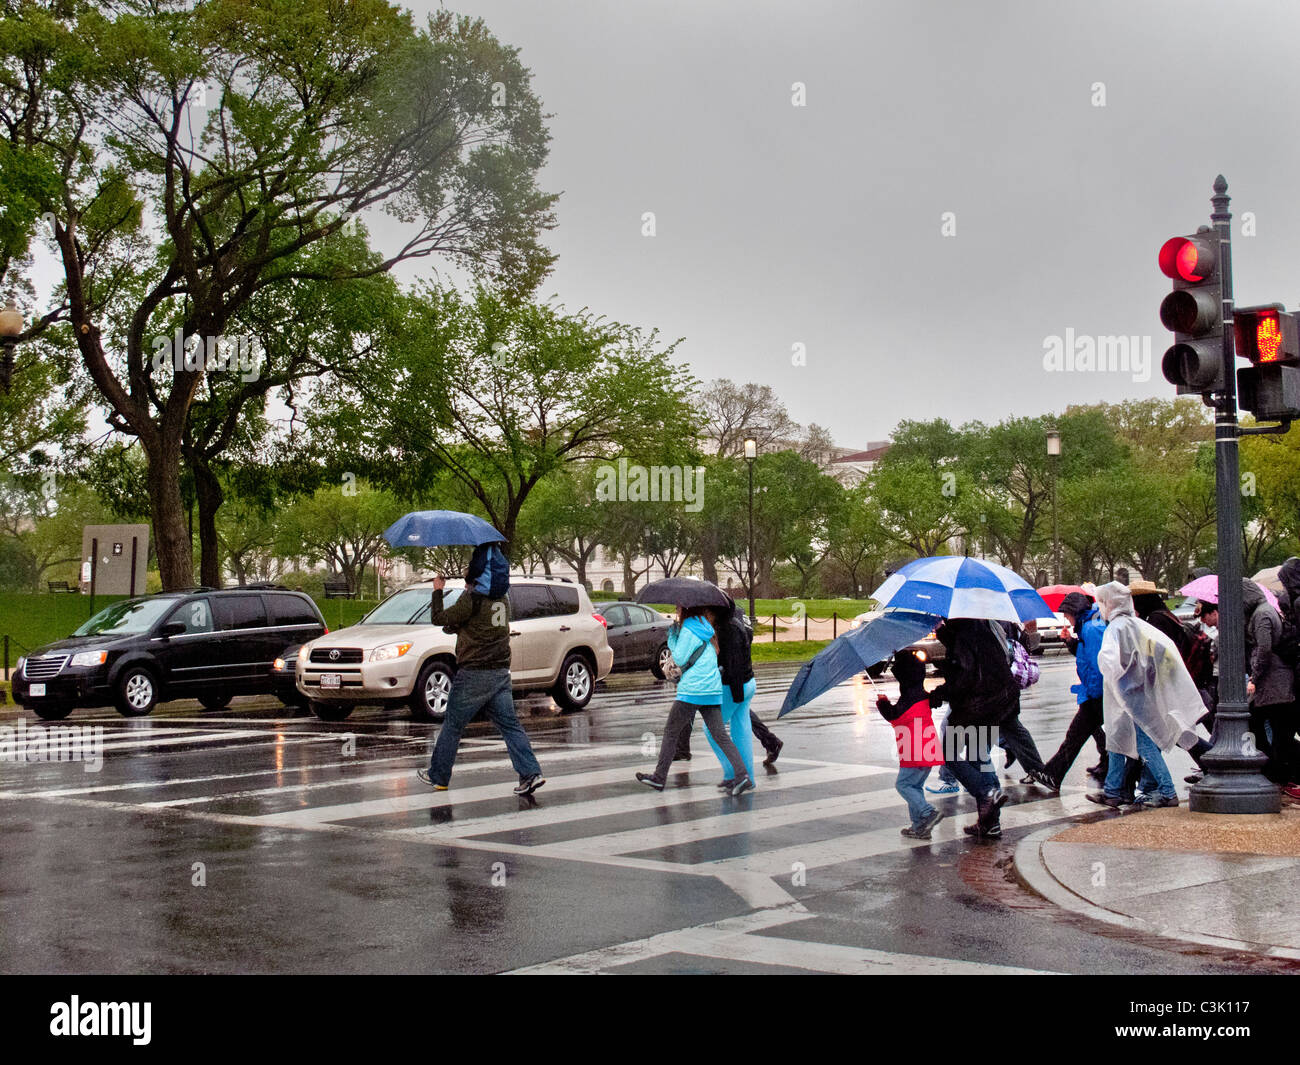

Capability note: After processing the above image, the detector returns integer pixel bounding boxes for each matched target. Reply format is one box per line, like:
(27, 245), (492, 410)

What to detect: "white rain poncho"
(1095, 581), (1209, 760)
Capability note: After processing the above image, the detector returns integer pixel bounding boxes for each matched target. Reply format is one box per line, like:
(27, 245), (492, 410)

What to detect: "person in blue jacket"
(1039, 591), (1108, 790)
(704, 602), (758, 790)
(637, 606), (754, 796)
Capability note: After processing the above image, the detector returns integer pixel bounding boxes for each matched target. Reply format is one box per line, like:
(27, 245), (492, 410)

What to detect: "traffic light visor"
(1159, 236), (1215, 282)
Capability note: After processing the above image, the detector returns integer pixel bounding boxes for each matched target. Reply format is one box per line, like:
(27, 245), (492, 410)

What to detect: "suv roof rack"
(530, 575), (572, 583)
(235, 582), (290, 590)
(162, 586), (217, 594)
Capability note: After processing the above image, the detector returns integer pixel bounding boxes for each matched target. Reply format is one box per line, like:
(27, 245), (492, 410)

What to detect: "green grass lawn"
(751, 639), (831, 664)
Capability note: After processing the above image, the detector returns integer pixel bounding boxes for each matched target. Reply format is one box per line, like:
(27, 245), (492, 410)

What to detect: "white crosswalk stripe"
(0, 718), (1093, 974)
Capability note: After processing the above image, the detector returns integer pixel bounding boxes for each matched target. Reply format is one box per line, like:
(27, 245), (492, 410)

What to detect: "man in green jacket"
(416, 575), (545, 795)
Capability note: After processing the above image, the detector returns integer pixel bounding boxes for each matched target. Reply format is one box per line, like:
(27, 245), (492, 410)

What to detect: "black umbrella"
(635, 577), (732, 611)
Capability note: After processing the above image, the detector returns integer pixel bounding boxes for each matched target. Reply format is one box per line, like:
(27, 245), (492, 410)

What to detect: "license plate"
(29, 683), (46, 697)
(320, 674), (341, 690)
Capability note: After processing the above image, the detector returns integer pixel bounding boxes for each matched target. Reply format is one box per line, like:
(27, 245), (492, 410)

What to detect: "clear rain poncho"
(1095, 582), (1209, 760)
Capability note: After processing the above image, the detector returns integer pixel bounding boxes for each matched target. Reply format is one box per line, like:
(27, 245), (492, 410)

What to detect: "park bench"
(47, 580), (77, 594)
(323, 579), (356, 599)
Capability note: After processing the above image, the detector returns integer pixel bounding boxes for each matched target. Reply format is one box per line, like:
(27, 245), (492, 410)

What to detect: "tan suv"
(295, 577), (614, 721)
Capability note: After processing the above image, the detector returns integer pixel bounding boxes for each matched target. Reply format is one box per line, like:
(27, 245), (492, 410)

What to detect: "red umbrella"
(1036, 584), (1087, 611)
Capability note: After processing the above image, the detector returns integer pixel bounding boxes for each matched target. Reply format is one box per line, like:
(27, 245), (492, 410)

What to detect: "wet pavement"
(0, 655), (1284, 974)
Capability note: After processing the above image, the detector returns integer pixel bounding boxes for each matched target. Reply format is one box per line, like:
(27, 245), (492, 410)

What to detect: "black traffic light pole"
(1189, 176), (1280, 815)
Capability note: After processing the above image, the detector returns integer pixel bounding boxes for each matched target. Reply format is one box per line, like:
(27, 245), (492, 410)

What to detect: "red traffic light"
(1234, 305), (1300, 366)
(1159, 235), (1216, 282)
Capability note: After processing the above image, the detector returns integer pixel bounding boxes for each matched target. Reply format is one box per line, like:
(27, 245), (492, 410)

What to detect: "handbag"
(1009, 638), (1041, 689)
(663, 640), (708, 685)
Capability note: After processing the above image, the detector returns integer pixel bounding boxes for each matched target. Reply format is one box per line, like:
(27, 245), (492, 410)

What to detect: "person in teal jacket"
(636, 607), (754, 796)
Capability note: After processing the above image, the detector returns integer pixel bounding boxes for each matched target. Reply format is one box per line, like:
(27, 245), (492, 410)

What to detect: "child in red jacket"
(876, 650), (946, 839)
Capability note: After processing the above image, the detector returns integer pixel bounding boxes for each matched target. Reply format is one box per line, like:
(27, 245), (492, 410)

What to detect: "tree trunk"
(193, 460), (224, 589)
(145, 439), (194, 590)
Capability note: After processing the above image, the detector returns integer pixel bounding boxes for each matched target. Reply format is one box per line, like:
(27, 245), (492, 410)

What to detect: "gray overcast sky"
(386, 0), (1300, 446)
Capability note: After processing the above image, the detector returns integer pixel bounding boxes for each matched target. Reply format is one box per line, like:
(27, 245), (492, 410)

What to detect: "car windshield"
(359, 587), (460, 625)
(73, 597), (176, 637)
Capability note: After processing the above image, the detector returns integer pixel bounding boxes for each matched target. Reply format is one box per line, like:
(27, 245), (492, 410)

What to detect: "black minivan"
(12, 587), (326, 719)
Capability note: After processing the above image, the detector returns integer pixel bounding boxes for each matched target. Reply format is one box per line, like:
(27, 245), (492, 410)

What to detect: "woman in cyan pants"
(705, 602), (757, 787)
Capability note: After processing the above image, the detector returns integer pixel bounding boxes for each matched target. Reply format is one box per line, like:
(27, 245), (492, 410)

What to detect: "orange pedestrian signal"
(1234, 305), (1299, 366)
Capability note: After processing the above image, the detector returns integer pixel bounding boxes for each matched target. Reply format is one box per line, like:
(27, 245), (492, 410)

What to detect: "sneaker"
(1085, 763), (1106, 781)
(962, 822), (1002, 839)
(1085, 792), (1125, 809)
(926, 781), (960, 796)
(416, 769), (448, 791)
(1131, 793), (1179, 808)
(514, 774), (545, 796)
(901, 825), (931, 840)
(730, 775), (755, 797)
(915, 808), (944, 836)
(636, 772), (664, 791)
(763, 739), (784, 766)
(1028, 769), (1060, 793)
(717, 779), (736, 790)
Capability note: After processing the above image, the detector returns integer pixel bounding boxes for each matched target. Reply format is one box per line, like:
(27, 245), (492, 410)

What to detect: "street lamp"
(744, 436), (757, 625)
(0, 295), (23, 393)
(1046, 428), (1061, 584)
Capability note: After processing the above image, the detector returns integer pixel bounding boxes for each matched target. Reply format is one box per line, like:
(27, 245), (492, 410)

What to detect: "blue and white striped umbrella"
(870, 556), (1054, 624)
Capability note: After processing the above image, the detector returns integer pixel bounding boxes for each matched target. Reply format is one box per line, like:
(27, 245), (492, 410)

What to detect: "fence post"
(771, 614), (777, 642)
(3, 634), (8, 682)
(804, 611), (808, 641)
(833, 611), (837, 639)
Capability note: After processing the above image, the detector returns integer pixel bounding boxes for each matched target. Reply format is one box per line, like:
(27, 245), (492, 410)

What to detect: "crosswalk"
(0, 710), (1086, 973)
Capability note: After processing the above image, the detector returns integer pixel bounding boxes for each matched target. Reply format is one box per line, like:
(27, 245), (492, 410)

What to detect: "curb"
(1013, 825), (1300, 961)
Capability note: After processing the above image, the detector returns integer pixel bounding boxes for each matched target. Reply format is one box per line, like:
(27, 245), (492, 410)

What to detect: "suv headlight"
(297, 645), (310, 663)
(16, 656), (25, 675)
(70, 650), (108, 668)
(370, 642), (412, 663)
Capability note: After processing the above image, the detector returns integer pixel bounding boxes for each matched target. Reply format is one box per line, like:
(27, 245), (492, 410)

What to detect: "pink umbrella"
(1179, 575), (1281, 613)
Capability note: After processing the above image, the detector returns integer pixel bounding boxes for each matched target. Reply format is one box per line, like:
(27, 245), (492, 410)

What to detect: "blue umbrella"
(871, 555), (1054, 624)
(383, 510), (505, 548)
(779, 610), (942, 718)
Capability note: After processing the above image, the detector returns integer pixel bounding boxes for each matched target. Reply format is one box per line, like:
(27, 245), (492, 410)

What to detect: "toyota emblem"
(329, 649), (340, 661)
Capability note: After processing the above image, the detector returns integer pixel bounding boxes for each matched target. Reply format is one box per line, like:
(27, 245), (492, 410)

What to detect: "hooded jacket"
(1278, 557), (1300, 627)
(716, 609), (755, 703)
(1095, 582), (1209, 759)
(1069, 603), (1106, 704)
(667, 614), (723, 706)
(1243, 578), (1294, 708)
(927, 618), (1018, 727)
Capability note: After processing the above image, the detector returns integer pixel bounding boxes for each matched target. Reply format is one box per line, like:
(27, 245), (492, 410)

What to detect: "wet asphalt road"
(0, 654), (1282, 974)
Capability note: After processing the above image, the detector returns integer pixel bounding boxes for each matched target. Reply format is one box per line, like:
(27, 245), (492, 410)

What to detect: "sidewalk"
(1015, 805), (1300, 960)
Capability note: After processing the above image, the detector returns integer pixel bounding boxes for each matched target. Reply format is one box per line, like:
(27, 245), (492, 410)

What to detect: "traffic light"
(1159, 229), (1225, 394)
(1236, 304), (1300, 421)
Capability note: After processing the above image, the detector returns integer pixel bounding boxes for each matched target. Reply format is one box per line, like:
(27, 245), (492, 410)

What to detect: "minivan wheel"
(31, 701), (74, 721)
(411, 660), (453, 722)
(650, 643), (671, 680)
(198, 692), (230, 712)
(310, 700), (354, 722)
(115, 666), (159, 717)
(552, 653), (594, 713)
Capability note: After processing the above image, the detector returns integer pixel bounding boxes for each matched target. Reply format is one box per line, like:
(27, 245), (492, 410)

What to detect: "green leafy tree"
(276, 481), (406, 595)
(1, 1), (558, 588)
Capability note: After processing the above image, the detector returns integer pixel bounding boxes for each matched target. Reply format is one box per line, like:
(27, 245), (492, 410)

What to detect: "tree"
(824, 483), (891, 595)
(1, 2), (558, 588)
(320, 285), (699, 551)
(276, 482), (405, 596)
(696, 379), (800, 458)
(868, 458), (971, 559)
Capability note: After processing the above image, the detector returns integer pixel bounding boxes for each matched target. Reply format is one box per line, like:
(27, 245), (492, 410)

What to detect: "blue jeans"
(427, 668), (541, 785)
(705, 678), (756, 780)
(896, 766), (937, 827)
(1105, 727), (1176, 800)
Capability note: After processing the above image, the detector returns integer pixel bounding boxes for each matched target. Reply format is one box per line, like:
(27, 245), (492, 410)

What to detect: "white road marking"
(508, 903), (1058, 975)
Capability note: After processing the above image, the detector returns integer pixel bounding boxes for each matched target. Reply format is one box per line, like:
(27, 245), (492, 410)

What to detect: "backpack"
(1274, 617), (1300, 668)
(1181, 621), (1215, 687)
(467, 543), (510, 598)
